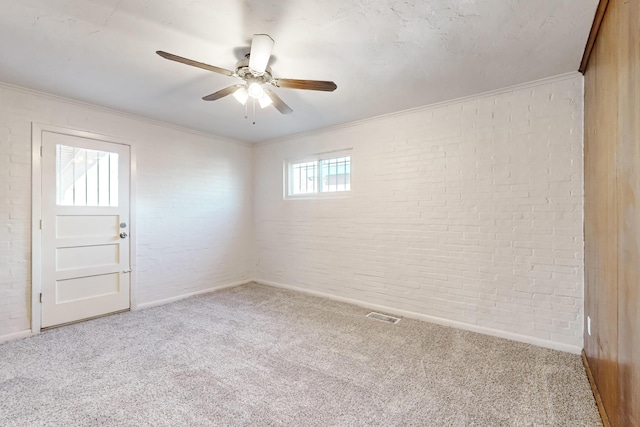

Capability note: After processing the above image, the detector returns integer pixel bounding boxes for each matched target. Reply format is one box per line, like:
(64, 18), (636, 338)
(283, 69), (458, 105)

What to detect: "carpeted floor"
(1, 282), (601, 426)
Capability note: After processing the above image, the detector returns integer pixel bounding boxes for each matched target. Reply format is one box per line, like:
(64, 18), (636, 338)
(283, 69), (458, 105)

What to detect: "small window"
(286, 151), (351, 198)
(290, 160), (318, 195)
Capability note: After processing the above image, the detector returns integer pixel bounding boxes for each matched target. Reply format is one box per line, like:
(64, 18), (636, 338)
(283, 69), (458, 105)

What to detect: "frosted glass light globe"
(248, 82), (264, 99)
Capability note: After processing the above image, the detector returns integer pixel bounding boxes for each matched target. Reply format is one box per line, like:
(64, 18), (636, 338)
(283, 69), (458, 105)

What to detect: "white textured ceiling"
(0, 0), (598, 143)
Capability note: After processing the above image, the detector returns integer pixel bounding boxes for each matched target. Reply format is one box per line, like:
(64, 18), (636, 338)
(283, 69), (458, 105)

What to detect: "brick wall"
(1, 74), (585, 351)
(0, 84), (254, 339)
(254, 74), (584, 352)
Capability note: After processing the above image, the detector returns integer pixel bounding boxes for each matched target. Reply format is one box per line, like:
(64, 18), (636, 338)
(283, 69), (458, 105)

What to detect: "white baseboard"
(255, 279), (582, 355)
(4, 279), (582, 354)
(135, 279), (251, 310)
(2, 281), (253, 344)
(0, 329), (33, 344)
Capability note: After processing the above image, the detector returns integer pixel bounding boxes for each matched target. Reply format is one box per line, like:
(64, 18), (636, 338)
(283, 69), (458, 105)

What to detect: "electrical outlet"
(587, 316), (591, 336)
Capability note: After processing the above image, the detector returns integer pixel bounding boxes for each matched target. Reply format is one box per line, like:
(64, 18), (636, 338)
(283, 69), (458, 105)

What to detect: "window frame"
(284, 149), (353, 200)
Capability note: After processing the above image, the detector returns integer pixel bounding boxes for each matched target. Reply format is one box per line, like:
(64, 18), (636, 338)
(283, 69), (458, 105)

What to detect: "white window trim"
(284, 149), (353, 200)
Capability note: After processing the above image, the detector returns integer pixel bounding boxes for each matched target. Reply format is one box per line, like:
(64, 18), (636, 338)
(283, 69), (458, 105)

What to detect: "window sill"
(284, 192), (353, 201)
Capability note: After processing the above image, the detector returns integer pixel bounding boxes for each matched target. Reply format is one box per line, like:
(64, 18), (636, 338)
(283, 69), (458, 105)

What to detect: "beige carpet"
(1, 282), (601, 426)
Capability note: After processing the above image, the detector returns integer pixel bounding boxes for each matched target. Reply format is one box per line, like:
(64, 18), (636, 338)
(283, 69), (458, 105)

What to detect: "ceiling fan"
(157, 34), (337, 116)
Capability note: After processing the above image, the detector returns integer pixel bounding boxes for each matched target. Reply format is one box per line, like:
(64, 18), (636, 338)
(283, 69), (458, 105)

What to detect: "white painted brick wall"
(1, 74), (585, 351)
(254, 74), (585, 350)
(0, 84), (254, 337)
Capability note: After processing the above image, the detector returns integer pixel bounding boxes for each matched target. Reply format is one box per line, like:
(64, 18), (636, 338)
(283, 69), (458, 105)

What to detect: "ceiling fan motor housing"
(236, 57), (273, 86)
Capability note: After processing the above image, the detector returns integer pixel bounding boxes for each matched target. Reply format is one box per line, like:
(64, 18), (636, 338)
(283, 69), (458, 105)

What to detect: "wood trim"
(30, 123), (45, 334)
(582, 350), (612, 427)
(579, 0), (611, 73)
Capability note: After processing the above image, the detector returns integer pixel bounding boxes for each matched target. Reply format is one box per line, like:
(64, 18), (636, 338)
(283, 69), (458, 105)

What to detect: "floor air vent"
(366, 312), (401, 324)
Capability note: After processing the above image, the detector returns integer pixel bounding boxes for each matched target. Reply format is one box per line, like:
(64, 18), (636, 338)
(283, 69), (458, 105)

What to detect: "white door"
(40, 131), (131, 328)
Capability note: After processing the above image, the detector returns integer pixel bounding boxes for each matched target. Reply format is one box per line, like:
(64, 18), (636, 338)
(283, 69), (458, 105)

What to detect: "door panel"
(56, 215), (120, 237)
(56, 273), (121, 304)
(56, 245), (120, 271)
(41, 131), (130, 328)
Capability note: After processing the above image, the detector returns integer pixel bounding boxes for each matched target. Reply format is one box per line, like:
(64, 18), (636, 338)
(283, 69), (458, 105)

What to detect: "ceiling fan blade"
(156, 51), (234, 77)
(272, 79), (337, 92)
(202, 84), (245, 101)
(264, 89), (293, 114)
(248, 34), (274, 74)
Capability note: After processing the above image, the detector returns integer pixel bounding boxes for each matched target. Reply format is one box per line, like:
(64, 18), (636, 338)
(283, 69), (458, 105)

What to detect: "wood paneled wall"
(584, 0), (639, 425)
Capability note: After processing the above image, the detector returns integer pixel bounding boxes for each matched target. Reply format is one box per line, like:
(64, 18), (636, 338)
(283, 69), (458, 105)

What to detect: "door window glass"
(56, 145), (119, 206)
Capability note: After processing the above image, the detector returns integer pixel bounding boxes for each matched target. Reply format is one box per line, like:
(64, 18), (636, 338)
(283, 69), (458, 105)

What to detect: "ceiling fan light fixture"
(258, 93), (273, 108)
(248, 82), (264, 99)
(233, 87), (249, 105)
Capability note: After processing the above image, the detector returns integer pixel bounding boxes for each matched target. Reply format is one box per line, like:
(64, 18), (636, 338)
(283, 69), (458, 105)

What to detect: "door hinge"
(39, 293), (43, 303)
(40, 146), (43, 157)
(39, 219), (42, 229)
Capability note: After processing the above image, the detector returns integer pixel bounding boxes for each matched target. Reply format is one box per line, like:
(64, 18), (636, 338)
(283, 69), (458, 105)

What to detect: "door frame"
(31, 123), (138, 333)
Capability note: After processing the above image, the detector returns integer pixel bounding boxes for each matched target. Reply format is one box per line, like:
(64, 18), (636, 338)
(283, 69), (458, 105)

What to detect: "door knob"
(120, 232), (128, 239)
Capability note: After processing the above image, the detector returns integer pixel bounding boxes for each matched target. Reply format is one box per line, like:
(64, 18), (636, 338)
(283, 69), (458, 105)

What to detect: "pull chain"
(252, 98), (256, 125)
